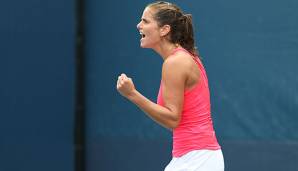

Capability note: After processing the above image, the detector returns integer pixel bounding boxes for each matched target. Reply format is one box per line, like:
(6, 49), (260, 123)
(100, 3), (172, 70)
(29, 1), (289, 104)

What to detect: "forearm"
(127, 90), (180, 130)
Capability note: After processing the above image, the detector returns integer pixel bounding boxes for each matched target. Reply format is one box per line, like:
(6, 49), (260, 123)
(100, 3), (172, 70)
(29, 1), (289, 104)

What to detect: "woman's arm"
(117, 55), (187, 130)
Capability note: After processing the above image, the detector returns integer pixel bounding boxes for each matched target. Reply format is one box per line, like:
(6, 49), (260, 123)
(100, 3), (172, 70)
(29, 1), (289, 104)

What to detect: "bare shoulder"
(163, 51), (193, 70)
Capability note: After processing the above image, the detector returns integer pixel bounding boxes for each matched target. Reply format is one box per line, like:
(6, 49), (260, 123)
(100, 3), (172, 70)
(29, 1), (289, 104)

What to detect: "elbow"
(168, 116), (181, 129)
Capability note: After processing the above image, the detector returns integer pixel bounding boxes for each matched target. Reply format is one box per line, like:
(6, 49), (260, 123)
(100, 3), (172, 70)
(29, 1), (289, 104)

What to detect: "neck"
(153, 41), (180, 60)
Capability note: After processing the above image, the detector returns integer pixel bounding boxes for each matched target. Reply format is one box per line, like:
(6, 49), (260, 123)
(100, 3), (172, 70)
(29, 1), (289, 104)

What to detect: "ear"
(159, 24), (171, 37)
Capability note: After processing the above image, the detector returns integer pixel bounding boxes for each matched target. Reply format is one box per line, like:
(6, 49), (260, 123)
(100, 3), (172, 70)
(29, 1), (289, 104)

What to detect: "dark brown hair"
(147, 1), (198, 56)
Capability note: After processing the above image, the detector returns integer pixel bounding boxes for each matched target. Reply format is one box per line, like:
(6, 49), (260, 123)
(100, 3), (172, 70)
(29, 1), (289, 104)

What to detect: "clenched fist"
(116, 73), (136, 98)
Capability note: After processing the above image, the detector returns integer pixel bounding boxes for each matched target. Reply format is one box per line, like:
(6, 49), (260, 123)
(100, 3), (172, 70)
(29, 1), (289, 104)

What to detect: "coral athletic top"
(157, 48), (221, 157)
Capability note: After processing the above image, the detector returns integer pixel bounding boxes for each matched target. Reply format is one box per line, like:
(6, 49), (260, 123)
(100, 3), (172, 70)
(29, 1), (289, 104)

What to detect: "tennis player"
(117, 1), (224, 170)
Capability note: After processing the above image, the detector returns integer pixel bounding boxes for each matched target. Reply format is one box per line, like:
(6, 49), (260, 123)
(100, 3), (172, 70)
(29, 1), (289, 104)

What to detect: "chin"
(140, 42), (154, 49)
(140, 43), (149, 48)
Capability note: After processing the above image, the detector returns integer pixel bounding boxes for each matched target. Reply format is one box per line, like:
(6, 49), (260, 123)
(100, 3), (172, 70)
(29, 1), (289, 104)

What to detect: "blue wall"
(0, 1), (75, 171)
(1, 0), (297, 169)
(84, 0), (298, 170)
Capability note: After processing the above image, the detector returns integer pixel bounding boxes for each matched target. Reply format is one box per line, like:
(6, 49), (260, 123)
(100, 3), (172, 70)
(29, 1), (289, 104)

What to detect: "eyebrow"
(141, 18), (149, 23)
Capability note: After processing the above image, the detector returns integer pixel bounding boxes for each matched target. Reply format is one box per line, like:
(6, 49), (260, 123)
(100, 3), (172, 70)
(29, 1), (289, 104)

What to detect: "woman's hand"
(116, 73), (136, 98)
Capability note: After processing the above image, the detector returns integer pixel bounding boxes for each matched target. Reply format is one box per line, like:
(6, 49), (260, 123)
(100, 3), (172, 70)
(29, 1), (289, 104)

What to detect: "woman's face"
(137, 7), (161, 48)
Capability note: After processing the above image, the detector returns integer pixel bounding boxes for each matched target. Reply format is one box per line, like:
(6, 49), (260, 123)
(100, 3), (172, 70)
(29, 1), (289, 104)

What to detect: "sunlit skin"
(116, 7), (201, 130)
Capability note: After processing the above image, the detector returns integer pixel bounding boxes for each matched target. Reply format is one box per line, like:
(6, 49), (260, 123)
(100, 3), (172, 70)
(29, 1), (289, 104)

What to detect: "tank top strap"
(171, 48), (203, 68)
(171, 47), (208, 87)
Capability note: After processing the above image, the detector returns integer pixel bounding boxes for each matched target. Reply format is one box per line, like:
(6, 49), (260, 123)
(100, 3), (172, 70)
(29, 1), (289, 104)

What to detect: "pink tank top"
(157, 48), (221, 157)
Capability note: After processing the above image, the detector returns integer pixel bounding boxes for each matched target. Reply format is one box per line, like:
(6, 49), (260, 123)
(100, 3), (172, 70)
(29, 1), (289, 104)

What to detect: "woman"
(116, 1), (224, 171)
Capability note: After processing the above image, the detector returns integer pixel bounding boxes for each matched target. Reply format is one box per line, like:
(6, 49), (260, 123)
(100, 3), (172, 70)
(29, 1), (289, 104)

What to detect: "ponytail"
(147, 1), (198, 56)
(177, 14), (196, 56)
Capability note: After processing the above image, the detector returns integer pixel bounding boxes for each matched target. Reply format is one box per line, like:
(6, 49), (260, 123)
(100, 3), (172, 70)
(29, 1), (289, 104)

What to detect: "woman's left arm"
(116, 55), (188, 129)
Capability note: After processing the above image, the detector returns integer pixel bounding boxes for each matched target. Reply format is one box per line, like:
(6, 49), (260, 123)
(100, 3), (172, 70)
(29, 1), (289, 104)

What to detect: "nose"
(137, 21), (142, 30)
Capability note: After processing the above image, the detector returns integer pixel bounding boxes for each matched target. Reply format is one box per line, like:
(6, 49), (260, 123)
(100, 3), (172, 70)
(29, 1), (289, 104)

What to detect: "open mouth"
(140, 32), (146, 39)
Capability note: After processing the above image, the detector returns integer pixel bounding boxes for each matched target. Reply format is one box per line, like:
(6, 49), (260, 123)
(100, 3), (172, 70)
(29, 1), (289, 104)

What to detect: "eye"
(142, 18), (149, 24)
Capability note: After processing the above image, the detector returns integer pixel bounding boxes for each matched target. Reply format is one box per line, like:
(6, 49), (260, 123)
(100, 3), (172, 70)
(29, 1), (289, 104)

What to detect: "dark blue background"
(85, 0), (298, 171)
(1, 0), (297, 171)
(0, 0), (75, 170)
